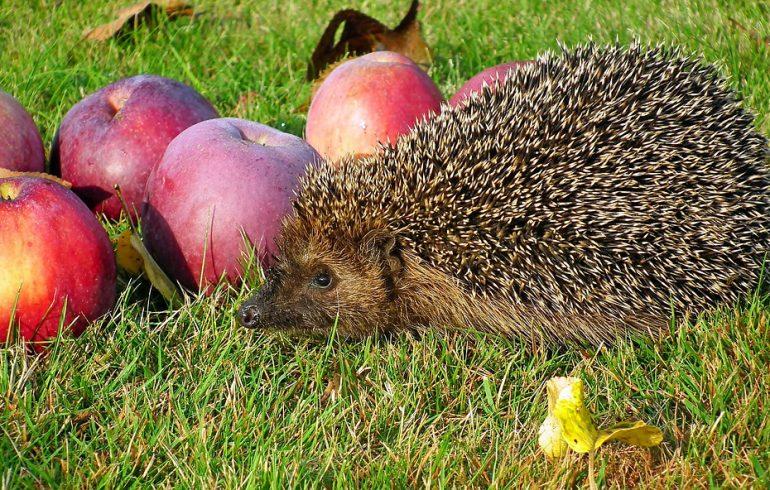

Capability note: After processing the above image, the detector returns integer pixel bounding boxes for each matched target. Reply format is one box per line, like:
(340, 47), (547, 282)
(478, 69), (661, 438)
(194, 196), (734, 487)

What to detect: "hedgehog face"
(237, 229), (403, 338)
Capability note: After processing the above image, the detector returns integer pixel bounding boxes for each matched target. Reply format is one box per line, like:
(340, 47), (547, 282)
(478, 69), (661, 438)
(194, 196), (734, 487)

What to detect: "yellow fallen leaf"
(129, 234), (181, 306)
(114, 229), (143, 276)
(538, 414), (568, 458)
(112, 183), (180, 304)
(594, 420), (663, 449)
(539, 375), (664, 461)
(547, 377), (598, 453)
(539, 376), (663, 490)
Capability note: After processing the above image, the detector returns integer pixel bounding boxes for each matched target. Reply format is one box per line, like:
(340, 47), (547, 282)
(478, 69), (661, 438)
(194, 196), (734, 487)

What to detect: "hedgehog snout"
(238, 302), (261, 329)
(238, 266), (286, 330)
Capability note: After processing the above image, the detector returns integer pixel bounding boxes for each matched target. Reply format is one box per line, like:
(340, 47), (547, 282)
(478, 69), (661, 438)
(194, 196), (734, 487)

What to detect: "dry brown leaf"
(83, 0), (195, 41)
(320, 373), (341, 404)
(306, 0), (431, 81)
(0, 168), (72, 188)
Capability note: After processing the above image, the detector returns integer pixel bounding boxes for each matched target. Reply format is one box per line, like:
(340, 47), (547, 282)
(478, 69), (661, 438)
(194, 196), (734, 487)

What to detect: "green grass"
(2, 0), (770, 486)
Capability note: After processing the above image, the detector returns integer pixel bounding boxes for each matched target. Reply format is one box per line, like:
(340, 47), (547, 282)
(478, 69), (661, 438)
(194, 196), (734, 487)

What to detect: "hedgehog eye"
(310, 271), (333, 289)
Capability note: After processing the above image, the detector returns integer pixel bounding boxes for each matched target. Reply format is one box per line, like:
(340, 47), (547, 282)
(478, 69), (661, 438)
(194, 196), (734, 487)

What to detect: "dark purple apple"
(306, 51), (443, 163)
(142, 118), (320, 291)
(448, 61), (533, 108)
(0, 176), (116, 350)
(52, 75), (218, 219)
(0, 90), (45, 172)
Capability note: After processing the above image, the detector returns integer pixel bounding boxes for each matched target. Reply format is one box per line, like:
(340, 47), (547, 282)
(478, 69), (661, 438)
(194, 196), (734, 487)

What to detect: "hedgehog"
(237, 42), (770, 345)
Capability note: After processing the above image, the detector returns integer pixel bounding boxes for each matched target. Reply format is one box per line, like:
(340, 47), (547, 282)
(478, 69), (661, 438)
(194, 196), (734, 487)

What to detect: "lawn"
(2, 0), (770, 487)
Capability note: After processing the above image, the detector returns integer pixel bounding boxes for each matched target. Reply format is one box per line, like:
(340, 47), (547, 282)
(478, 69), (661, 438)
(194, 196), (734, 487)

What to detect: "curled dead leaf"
(83, 0), (196, 41)
(306, 0), (431, 81)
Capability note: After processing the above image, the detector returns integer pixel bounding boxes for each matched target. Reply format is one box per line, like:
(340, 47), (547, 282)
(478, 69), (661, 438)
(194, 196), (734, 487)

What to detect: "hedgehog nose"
(238, 302), (263, 329)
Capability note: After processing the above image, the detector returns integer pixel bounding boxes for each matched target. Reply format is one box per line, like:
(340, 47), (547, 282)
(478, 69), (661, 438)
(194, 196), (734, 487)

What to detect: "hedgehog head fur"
(238, 42), (770, 345)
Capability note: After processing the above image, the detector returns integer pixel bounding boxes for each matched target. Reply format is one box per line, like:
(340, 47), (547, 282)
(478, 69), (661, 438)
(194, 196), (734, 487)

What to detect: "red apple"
(448, 61), (533, 108)
(0, 91), (45, 172)
(0, 176), (116, 349)
(306, 51), (443, 162)
(142, 118), (320, 291)
(51, 75), (219, 220)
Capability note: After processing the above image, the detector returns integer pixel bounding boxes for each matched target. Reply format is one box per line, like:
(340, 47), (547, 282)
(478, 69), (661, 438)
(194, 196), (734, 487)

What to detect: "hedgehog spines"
(284, 41), (770, 343)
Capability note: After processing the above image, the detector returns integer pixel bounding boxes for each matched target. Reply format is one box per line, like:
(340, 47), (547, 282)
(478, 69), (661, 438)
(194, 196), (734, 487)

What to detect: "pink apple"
(306, 51), (443, 162)
(0, 176), (116, 349)
(51, 75), (218, 220)
(448, 61), (533, 108)
(142, 118), (320, 291)
(0, 91), (45, 172)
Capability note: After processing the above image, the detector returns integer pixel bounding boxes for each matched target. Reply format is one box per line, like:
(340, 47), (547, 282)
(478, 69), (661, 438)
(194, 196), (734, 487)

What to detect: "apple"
(51, 75), (219, 220)
(142, 118), (320, 291)
(448, 61), (533, 108)
(0, 176), (116, 349)
(306, 51), (443, 162)
(0, 90), (45, 172)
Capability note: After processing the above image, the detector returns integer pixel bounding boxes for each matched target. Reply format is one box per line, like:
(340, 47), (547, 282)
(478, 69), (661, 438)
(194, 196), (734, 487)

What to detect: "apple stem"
(0, 182), (19, 201)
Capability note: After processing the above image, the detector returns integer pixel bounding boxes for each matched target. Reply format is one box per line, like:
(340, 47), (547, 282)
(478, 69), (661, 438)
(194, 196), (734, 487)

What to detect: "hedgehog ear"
(362, 229), (403, 277)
